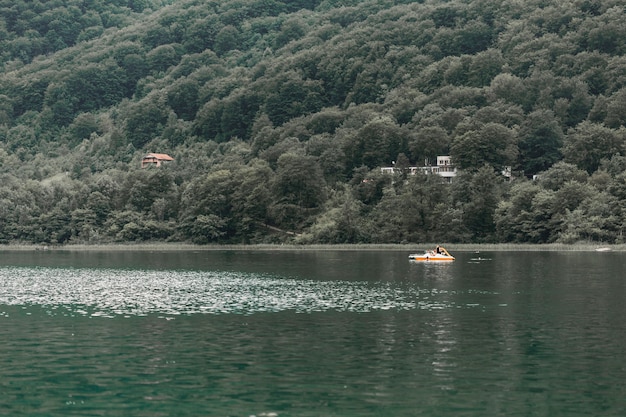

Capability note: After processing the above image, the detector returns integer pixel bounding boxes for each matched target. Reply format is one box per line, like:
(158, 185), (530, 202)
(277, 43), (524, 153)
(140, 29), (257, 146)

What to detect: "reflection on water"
(0, 265), (476, 317)
(430, 314), (458, 391)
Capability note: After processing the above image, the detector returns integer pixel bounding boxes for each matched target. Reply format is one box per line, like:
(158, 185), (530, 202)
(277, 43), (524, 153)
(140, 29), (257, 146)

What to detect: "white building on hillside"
(381, 156), (457, 182)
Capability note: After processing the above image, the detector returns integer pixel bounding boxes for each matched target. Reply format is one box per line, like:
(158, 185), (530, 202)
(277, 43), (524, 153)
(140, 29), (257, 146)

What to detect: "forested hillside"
(1, 0), (626, 245)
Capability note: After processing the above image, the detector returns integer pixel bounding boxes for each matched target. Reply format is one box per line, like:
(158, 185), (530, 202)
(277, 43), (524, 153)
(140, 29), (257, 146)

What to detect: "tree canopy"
(1, 0), (626, 245)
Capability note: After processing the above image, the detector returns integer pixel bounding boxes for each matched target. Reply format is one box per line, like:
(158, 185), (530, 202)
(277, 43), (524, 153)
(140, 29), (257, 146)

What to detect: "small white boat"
(409, 246), (455, 262)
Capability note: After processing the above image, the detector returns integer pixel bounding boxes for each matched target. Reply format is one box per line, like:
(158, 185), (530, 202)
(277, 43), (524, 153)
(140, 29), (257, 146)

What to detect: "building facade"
(381, 156), (457, 182)
(141, 153), (174, 168)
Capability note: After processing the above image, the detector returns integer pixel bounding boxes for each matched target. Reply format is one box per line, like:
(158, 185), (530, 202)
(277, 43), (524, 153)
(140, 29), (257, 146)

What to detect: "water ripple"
(0, 266), (462, 317)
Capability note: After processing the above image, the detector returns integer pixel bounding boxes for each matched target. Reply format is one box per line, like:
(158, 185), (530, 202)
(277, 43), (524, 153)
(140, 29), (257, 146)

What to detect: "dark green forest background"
(1, 0), (626, 245)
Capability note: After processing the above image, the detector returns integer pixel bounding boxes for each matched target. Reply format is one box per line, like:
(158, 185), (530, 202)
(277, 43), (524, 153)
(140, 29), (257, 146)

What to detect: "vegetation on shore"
(2, 0), (626, 245)
(1, 242), (623, 253)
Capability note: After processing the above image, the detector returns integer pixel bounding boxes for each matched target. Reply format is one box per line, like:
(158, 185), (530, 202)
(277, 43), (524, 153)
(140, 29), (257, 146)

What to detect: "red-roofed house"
(141, 153), (174, 168)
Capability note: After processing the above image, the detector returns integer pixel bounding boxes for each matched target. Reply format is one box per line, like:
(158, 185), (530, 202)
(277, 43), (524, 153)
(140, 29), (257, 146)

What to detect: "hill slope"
(1, 0), (626, 245)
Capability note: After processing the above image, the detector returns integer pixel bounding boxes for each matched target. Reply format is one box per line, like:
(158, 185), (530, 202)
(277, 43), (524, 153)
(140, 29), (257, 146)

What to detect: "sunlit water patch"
(0, 266), (489, 317)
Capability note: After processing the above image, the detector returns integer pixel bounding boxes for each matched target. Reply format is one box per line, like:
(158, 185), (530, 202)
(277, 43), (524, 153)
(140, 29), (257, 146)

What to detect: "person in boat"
(435, 245), (442, 254)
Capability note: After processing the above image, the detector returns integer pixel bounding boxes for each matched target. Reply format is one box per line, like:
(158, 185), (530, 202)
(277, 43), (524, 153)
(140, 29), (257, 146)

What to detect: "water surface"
(0, 249), (624, 416)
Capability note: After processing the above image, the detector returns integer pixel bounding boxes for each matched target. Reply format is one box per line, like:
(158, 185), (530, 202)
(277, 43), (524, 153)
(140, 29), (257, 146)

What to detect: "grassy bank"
(0, 242), (623, 252)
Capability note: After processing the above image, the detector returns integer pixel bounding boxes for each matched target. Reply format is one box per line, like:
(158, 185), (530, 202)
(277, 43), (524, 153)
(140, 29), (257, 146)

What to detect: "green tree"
(68, 113), (101, 146)
(604, 87), (626, 128)
(41, 79), (77, 127)
(274, 16), (307, 48)
(467, 49), (504, 87)
(64, 62), (127, 111)
(178, 169), (235, 242)
(272, 152), (326, 208)
(558, 192), (621, 243)
(489, 73), (533, 111)
(182, 214), (227, 244)
(368, 185), (413, 243)
(0, 94), (13, 125)
(408, 125), (450, 165)
(495, 180), (542, 242)
(124, 169), (177, 214)
(347, 58), (393, 104)
(120, 53), (148, 94)
(306, 108), (344, 134)
(86, 191), (113, 225)
(263, 72), (326, 126)
(38, 208), (73, 244)
(269, 152), (327, 230)
(214, 25), (241, 55)
(193, 98), (223, 141)
(298, 186), (368, 244)
(146, 44), (181, 73)
(562, 121), (625, 173)
(124, 95), (170, 148)
(229, 159), (274, 241)
(220, 91), (264, 142)
(305, 133), (348, 183)
(182, 15), (220, 53)
(366, 170), (451, 243)
(450, 122), (517, 172)
(166, 78), (199, 121)
(350, 166), (387, 206)
(536, 161), (588, 191)
(526, 189), (558, 243)
(343, 115), (406, 170)
(517, 110), (563, 177)
(451, 166), (502, 242)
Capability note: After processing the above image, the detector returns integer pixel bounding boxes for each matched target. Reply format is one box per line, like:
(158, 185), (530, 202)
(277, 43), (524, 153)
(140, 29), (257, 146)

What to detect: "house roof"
(144, 153), (174, 161)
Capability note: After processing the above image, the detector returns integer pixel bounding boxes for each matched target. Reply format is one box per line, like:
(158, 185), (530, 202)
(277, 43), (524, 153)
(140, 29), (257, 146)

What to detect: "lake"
(0, 248), (624, 416)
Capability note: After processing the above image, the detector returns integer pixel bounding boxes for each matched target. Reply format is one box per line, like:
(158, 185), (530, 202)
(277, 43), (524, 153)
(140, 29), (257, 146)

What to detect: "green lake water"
(0, 249), (624, 416)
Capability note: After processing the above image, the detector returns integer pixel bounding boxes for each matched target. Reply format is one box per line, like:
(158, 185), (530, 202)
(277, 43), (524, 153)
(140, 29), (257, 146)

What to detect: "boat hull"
(408, 254), (455, 262)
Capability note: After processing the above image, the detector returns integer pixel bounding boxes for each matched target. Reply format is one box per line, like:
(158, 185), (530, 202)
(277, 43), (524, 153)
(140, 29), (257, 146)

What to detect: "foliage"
(1, 0), (626, 245)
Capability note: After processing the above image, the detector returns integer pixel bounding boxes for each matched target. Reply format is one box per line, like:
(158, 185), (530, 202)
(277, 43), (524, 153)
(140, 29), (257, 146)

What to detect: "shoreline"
(0, 242), (623, 252)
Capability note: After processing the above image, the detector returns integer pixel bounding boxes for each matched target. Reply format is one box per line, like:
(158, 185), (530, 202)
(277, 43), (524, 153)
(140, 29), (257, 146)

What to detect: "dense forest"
(1, 0), (626, 245)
